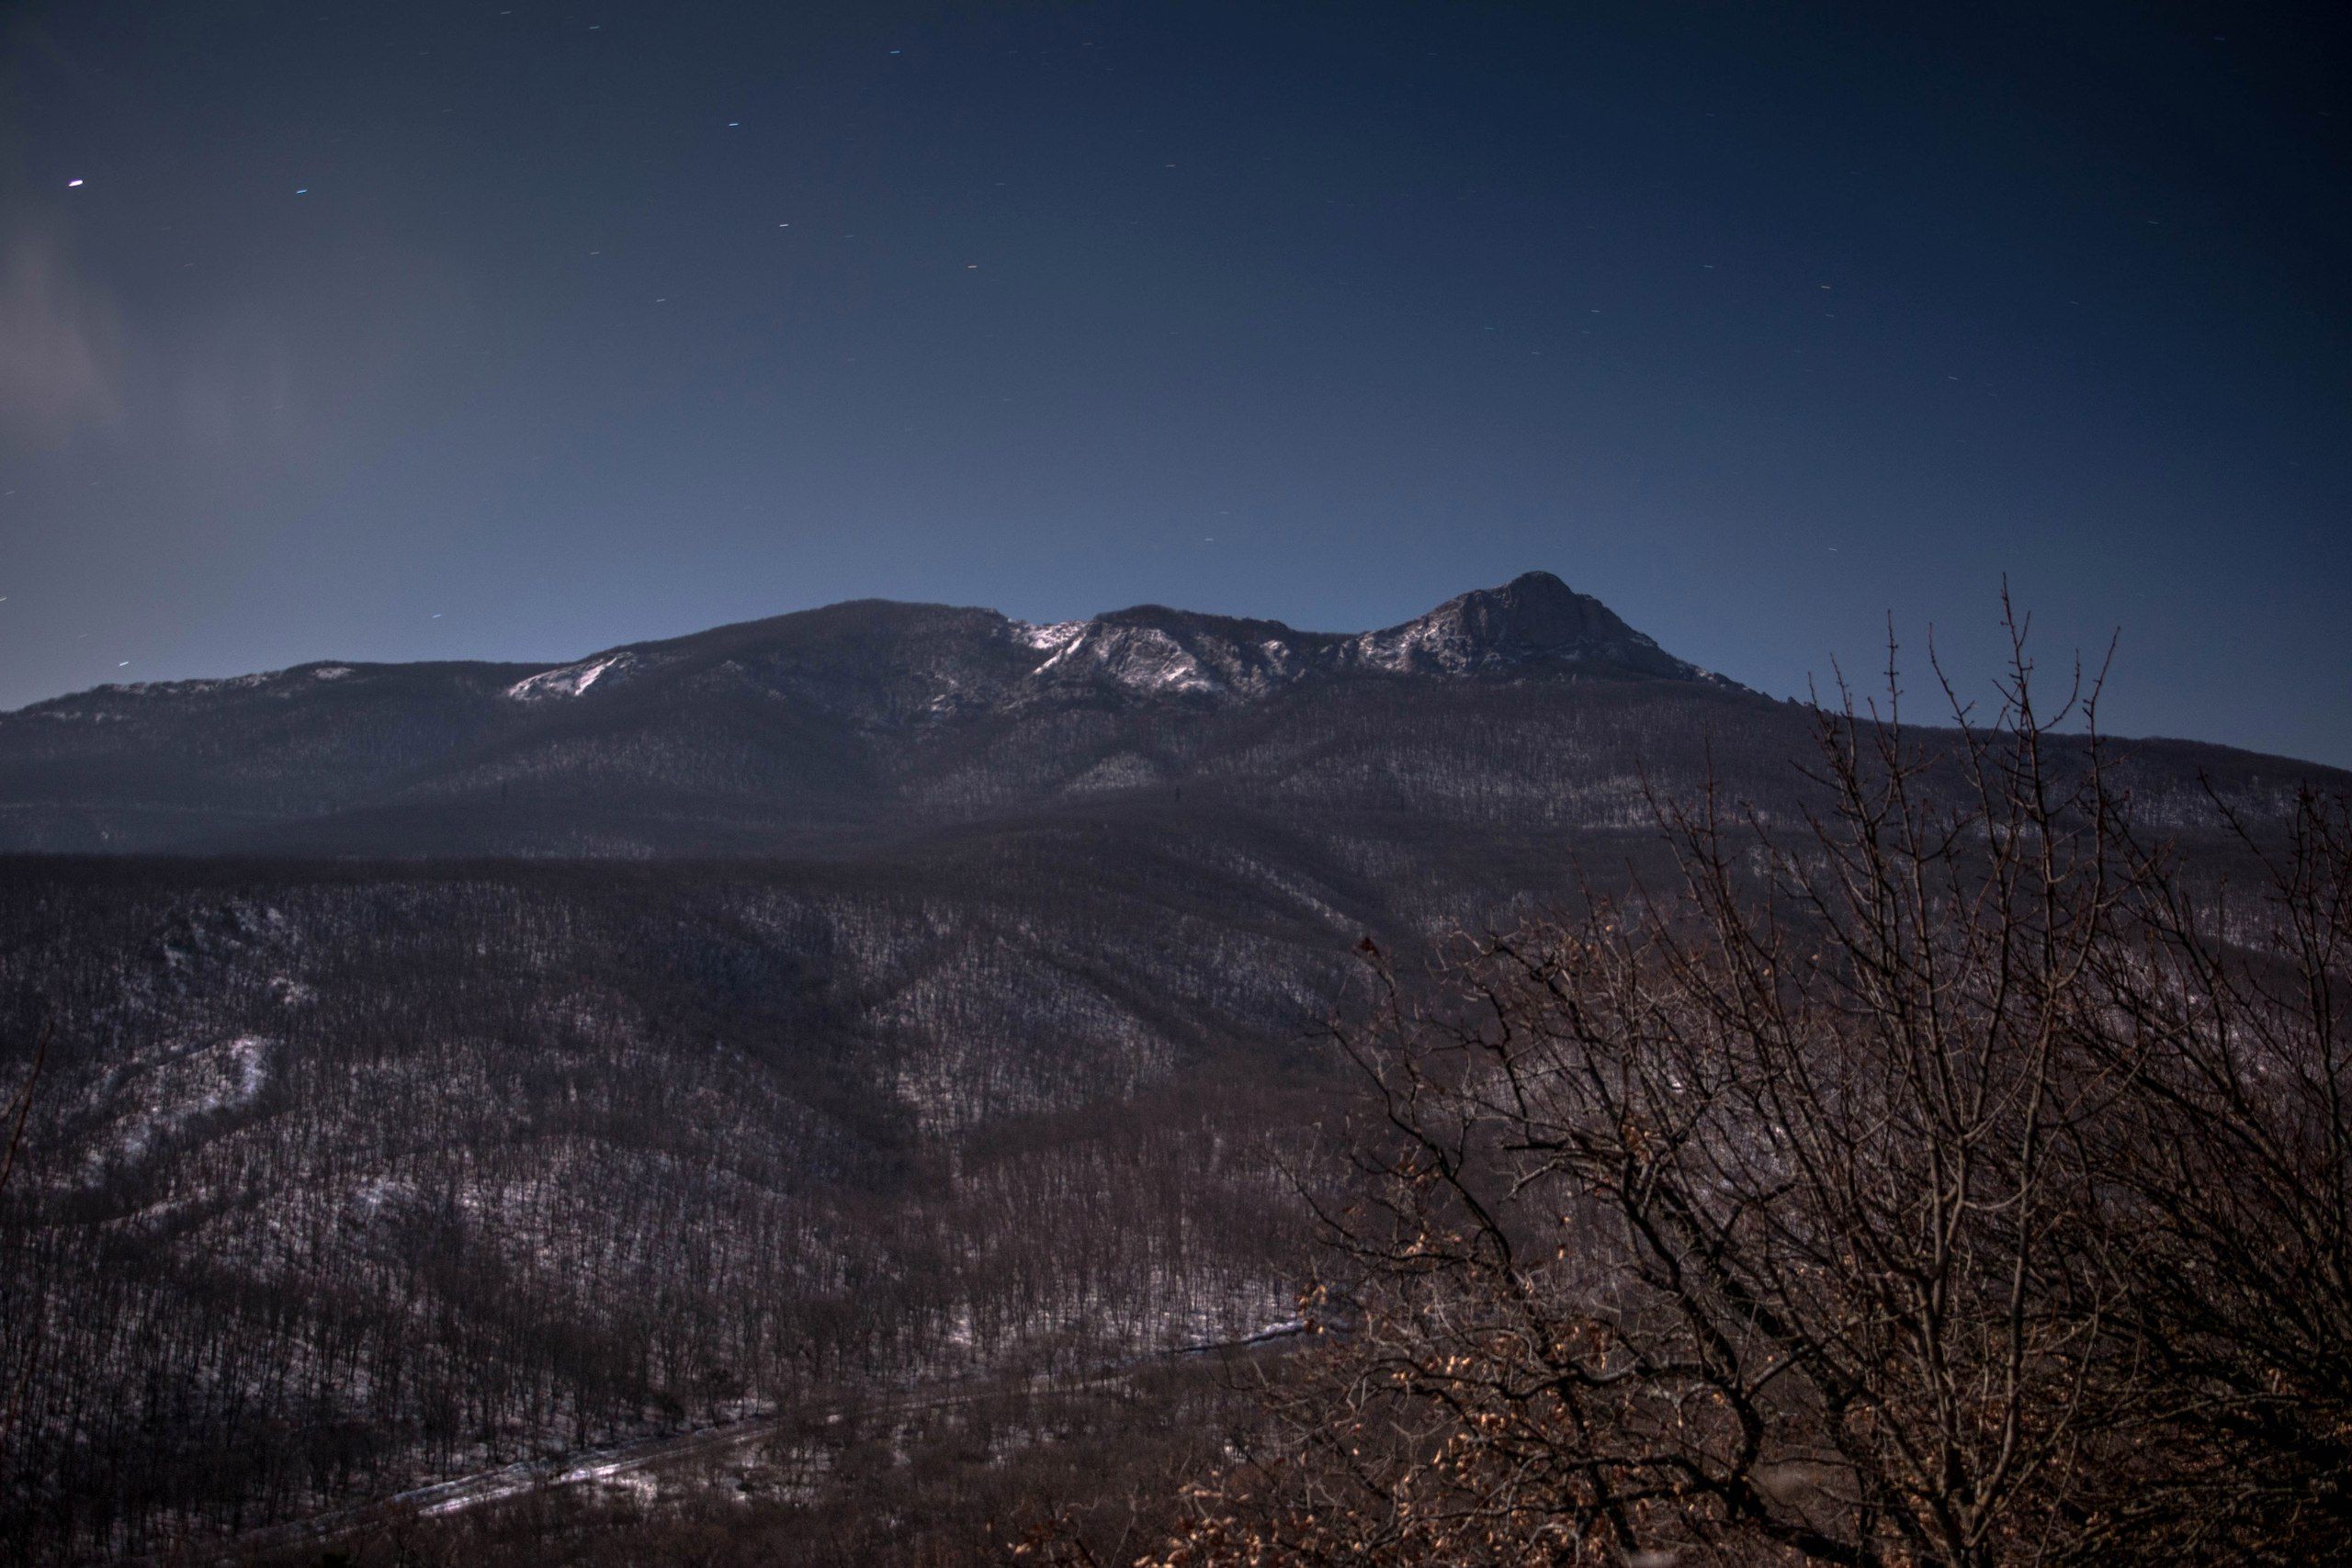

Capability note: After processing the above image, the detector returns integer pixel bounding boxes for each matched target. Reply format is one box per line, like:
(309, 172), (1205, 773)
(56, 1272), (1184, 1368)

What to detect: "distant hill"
(0, 571), (2330, 856)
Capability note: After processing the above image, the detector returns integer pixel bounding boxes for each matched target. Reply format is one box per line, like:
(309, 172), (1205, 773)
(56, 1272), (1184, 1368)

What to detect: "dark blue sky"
(3, 2), (2346, 761)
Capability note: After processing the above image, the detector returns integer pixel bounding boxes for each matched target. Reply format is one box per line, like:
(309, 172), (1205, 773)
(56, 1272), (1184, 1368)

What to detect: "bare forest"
(2, 610), (2345, 1564)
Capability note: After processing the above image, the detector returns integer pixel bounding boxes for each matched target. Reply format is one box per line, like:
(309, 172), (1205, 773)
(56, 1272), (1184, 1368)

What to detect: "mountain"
(0, 572), (1757, 855)
(0, 570), (2332, 865)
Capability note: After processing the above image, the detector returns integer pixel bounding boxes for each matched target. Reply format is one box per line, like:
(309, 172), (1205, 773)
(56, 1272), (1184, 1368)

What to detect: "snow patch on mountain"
(507, 652), (639, 701)
(1012, 620), (1086, 654)
(1033, 624), (1224, 694)
(1351, 615), (1463, 674)
(51, 665), (338, 708)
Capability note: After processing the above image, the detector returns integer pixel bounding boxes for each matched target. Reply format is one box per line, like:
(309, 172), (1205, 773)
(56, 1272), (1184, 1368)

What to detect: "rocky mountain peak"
(1441, 570), (1629, 650)
(1347, 572), (1735, 686)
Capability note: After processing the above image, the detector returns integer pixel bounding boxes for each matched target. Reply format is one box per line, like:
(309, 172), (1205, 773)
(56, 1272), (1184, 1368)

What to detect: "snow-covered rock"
(506, 651), (641, 701)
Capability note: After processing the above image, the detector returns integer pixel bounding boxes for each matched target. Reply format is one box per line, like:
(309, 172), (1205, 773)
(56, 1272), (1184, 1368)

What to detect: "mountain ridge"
(0, 570), (2335, 859)
(11, 571), (1738, 722)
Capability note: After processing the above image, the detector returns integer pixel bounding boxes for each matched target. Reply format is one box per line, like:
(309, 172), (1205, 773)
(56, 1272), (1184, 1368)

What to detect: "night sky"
(3, 2), (2346, 761)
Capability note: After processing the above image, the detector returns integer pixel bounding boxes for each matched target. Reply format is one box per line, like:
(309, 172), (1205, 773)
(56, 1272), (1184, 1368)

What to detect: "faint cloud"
(0, 227), (124, 446)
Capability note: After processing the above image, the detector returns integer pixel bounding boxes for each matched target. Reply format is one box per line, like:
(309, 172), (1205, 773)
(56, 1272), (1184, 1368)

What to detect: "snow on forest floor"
(86, 1034), (273, 1175)
(174, 1317), (1314, 1564)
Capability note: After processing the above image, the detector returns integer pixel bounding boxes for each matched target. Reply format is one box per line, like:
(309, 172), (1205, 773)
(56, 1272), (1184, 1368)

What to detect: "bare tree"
(0, 1021), (47, 1471)
(2068, 783), (2352, 1552)
(1156, 612), (2349, 1565)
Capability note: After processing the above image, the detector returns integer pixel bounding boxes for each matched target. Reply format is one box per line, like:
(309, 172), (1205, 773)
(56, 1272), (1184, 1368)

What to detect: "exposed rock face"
(992, 571), (1734, 703)
(1346, 572), (1736, 684)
